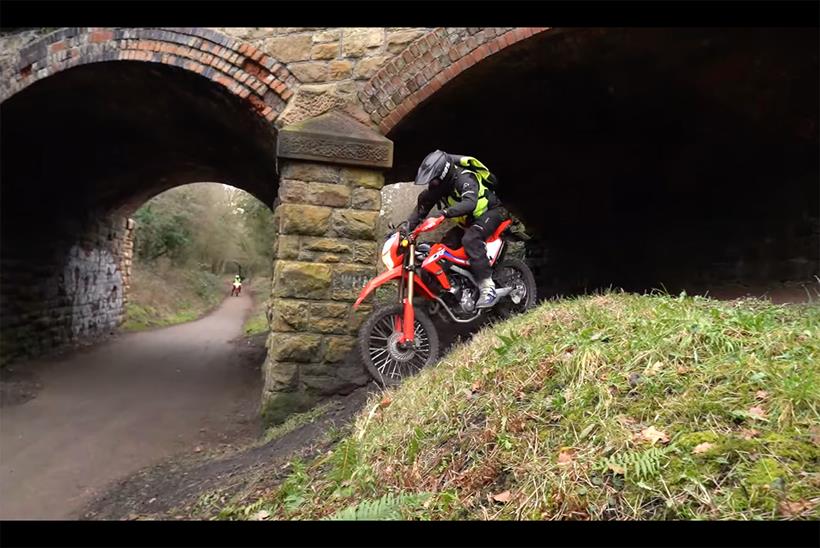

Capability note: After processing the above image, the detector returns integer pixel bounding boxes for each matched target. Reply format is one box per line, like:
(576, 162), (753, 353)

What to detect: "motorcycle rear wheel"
(358, 303), (440, 387)
(491, 258), (538, 320)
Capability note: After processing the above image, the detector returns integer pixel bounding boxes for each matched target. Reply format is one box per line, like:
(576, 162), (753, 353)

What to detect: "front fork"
(397, 241), (416, 344)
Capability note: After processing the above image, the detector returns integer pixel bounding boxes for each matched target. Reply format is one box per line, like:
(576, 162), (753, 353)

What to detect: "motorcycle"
(353, 214), (537, 387)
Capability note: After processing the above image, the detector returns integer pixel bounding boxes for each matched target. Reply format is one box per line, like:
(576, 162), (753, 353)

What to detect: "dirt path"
(81, 385), (376, 520)
(0, 293), (263, 520)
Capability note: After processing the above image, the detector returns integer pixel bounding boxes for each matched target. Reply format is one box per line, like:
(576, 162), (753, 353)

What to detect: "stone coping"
(277, 110), (393, 169)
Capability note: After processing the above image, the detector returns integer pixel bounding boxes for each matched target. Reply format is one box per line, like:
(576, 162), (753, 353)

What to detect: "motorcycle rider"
(404, 150), (508, 309)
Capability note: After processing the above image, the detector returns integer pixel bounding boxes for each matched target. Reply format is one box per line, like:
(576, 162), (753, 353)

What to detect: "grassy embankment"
(215, 291), (819, 520)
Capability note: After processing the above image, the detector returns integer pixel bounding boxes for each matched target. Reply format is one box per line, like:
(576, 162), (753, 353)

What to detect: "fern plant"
(329, 438), (359, 486)
(324, 492), (430, 521)
(598, 446), (671, 481)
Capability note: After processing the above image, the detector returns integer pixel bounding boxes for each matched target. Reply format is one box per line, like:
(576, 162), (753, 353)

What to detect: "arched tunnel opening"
(387, 28), (819, 299)
(0, 60), (279, 363)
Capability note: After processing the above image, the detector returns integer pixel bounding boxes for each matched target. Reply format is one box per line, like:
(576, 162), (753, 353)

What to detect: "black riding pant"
(440, 207), (508, 282)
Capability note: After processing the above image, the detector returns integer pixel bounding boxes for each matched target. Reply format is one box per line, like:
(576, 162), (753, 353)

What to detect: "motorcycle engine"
(459, 287), (477, 313)
(444, 272), (476, 315)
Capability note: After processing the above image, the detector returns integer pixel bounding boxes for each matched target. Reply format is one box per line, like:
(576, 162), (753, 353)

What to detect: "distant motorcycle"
(231, 281), (242, 297)
(353, 214), (536, 386)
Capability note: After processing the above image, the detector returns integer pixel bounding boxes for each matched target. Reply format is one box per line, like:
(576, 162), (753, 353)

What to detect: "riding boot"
(476, 278), (498, 309)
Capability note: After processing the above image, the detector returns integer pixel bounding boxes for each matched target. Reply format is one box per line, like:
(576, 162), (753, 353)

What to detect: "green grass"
(219, 291), (820, 520)
(122, 267), (226, 331)
(122, 303), (200, 331)
(243, 306), (269, 336)
(242, 278), (272, 336)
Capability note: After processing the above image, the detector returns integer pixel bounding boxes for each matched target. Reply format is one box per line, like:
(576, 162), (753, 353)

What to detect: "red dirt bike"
(231, 283), (242, 297)
(353, 214), (537, 386)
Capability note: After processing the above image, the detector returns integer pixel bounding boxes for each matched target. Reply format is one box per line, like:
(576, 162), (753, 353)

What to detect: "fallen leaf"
(379, 397), (392, 408)
(194, 446), (203, 453)
(607, 462), (626, 475)
(740, 428), (760, 440)
(627, 372), (641, 388)
(515, 390), (526, 401)
(557, 449), (575, 466)
(810, 425), (820, 447)
(676, 365), (689, 374)
(755, 390), (769, 400)
(748, 405), (767, 420)
(471, 380), (482, 393)
(253, 509), (271, 520)
(778, 499), (816, 517)
(639, 426), (670, 445)
(646, 361), (663, 376)
(491, 490), (511, 503)
(692, 442), (715, 454)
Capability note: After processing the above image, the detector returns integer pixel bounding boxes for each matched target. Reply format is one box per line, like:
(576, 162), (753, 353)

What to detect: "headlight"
(381, 249), (394, 269)
(381, 234), (398, 269)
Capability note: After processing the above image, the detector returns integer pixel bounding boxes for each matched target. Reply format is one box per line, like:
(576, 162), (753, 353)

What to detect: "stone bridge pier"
(262, 111), (392, 424)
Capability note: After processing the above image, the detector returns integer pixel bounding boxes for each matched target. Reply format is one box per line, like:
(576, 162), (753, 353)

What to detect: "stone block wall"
(261, 160), (384, 424)
(0, 215), (134, 365)
(213, 27), (434, 128)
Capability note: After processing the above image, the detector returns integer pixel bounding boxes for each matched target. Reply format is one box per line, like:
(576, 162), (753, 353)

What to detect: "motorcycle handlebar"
(411, 215), (445, 239)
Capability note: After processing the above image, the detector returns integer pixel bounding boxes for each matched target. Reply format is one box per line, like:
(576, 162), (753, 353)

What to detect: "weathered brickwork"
(362, 27), (550, 132)
(0, 28), (296, 122)
(0, 216), (134, 366)
(1, 27), (550, 130)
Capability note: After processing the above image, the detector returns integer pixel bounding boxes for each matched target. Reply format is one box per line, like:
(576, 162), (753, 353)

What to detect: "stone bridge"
(1, 27), (817, 423)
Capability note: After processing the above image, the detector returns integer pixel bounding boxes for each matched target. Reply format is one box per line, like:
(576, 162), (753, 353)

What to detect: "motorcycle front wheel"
(358, 303), (440, 387)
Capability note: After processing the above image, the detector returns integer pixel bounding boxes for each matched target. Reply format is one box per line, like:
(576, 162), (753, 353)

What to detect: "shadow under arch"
(0, 59), (281, 364)
(385, 27), (819, 298)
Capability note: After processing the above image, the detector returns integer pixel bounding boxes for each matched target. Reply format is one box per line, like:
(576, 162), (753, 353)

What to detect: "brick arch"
(0, 27), (298, 122)
(361, 27), (551, 134)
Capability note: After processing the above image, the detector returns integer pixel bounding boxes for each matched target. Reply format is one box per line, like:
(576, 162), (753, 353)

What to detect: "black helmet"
(414, 150), (452, 186)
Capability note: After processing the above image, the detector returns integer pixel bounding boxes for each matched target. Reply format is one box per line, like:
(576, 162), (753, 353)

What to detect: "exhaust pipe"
(495, 287), (513, 299)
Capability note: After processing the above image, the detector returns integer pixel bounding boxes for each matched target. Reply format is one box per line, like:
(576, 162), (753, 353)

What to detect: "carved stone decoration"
(277, 110), (393, 169)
